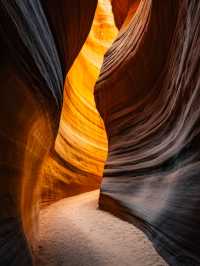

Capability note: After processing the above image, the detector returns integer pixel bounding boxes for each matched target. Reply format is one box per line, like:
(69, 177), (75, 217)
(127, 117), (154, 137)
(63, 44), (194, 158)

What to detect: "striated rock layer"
(0, 0), (97, 264)
(41, 0), (117, 204)
(95, 0), (200, 265)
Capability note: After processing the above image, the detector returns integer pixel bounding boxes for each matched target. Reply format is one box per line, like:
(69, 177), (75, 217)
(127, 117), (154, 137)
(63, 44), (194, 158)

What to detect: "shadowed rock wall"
(95, 0), (200, 265)
(110, 0), (140, 29)
(0, 0), (97, 264)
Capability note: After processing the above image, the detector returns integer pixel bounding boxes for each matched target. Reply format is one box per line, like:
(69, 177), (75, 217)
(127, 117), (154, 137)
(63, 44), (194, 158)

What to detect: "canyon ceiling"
(0, 0), (199, 265)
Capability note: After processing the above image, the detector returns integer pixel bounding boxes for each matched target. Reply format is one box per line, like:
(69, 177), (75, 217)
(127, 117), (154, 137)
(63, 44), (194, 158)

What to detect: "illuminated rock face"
(95, 0), (200, 265)
(41, 0), (117, 203)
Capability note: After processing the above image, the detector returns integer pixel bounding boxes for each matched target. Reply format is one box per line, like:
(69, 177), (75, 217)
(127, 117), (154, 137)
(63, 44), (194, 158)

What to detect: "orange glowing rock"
(41, 0), (118, 202)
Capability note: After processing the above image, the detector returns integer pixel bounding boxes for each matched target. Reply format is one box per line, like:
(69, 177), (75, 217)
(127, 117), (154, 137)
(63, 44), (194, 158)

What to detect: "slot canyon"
(0, 0), (199, 265)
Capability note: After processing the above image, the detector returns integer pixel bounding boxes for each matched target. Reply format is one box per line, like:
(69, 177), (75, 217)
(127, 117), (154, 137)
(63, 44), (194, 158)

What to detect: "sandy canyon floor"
(36, 190), (167, 266)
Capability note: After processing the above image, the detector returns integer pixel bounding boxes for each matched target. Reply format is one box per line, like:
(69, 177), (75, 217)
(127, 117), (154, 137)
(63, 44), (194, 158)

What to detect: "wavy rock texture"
(0, 0), (199, 265)
(95, 0), (200, 265)
(0, 0), (97, 264)
(41, 0), (117, 204)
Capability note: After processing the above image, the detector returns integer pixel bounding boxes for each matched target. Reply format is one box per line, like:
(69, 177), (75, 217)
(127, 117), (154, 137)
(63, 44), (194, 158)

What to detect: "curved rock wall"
(0, 0), (97, 264)
(95, 0), (200, 265)
(41, 0), (117, 204)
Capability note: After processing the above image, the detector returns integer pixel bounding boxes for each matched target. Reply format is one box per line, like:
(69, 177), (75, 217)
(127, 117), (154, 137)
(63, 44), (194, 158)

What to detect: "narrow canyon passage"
(0, 0), (199, 265)
(35, 3), (168, 265)
(36, 191), (167, 266)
